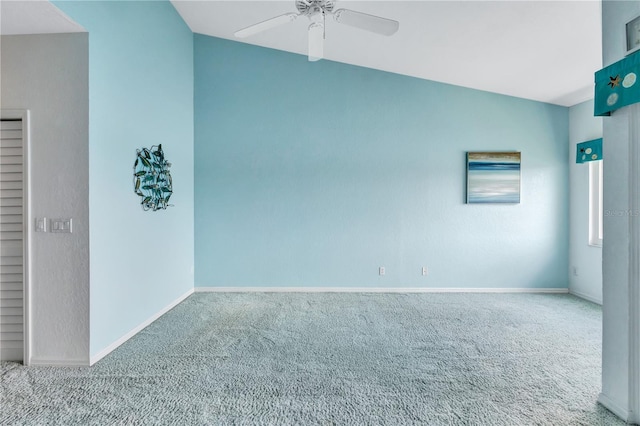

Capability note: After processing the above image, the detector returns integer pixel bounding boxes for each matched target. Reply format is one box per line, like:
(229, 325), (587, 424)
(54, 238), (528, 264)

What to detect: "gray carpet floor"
(0, 293), (626, 425)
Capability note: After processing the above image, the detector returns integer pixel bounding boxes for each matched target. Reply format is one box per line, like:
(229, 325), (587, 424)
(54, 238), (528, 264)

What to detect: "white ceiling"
(1, 0), (601, 107)
(0, 0), (85, 35)
(172, 0), (602, 106)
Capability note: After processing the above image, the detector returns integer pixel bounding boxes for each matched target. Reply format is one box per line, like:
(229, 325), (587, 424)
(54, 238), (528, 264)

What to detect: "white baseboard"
(29, 358), (89, 367)
(598, 392), (631, 422)
(569, 289), (602, 305)
(89, 288), (194, 366)
(195, 287), (570, 294)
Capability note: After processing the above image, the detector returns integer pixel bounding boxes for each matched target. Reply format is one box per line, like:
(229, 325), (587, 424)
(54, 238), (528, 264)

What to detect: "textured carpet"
(0, 293), (625, 425)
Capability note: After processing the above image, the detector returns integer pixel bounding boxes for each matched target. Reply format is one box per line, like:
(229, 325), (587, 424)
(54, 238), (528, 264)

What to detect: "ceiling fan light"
(308, 22), (324, 62)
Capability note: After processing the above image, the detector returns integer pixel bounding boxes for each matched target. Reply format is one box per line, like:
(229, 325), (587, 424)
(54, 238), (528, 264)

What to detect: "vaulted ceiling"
(1, 0), (602, 107)
(171, 1), (602, 106)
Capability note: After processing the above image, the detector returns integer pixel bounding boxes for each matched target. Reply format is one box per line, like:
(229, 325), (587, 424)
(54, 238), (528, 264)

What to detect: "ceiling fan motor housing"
(296, 0), (335, 17)
(235, 0), (399, 62)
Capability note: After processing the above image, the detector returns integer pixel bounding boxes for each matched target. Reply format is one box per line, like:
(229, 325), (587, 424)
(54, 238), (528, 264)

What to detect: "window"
(589, 160), (603, 247)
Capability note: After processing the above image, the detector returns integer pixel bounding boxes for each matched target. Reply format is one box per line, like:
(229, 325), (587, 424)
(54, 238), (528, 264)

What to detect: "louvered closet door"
(0, 120), (24, 362)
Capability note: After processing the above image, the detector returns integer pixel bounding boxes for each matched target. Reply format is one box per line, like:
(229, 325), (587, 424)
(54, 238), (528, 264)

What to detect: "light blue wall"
(194, 35), (569, 289)
(54, 1), (194, 357)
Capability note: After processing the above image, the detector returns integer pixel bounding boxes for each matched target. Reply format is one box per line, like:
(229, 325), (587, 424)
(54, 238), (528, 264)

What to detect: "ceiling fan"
(234, 0), (399, 62)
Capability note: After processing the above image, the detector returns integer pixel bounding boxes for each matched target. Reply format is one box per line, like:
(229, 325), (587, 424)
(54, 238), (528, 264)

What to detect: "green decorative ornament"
(133, 144), (173, 211)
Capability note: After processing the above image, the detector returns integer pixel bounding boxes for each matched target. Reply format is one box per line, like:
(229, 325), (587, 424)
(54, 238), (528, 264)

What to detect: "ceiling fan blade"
(234, 13), (299, 38)
(308, 22), (324, 62)
(333, 9), (399, 36)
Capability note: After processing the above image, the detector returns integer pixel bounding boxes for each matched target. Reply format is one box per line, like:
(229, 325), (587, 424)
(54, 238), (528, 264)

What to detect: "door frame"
(1, 109), (31, 366)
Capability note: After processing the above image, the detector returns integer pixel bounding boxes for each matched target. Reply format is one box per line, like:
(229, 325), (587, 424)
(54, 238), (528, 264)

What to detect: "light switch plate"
(50, 218), (72, 233)
(35, 217), (47, 232)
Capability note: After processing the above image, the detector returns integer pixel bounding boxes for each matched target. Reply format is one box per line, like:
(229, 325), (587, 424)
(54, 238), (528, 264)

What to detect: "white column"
(600, 102), (640, 423)
(600, 2), (640, 422)
(630, 104), (640, 424)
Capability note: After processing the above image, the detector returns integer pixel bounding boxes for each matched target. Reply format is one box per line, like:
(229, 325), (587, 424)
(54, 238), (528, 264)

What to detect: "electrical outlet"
(422, 267), (428, 276)
(379, 266), (385, 276)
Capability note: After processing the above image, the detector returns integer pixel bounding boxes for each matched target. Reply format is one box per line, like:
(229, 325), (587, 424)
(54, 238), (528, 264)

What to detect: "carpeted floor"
(0, 293), (625, 425)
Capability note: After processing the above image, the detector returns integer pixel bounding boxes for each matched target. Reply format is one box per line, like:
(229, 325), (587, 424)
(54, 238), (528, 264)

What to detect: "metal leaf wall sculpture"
(133, 145), (173, 211)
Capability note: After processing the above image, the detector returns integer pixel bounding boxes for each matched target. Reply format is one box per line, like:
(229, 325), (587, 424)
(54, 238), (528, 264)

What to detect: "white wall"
(569, 99), (603, 304)
(600, 0), (640, 422)
(1, 33), (90, 365)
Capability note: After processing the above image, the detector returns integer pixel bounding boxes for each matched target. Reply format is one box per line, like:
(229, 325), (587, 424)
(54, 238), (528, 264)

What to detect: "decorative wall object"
(627, 15), (640, 55)
(133, 145), (173, 211)
(467, 152), (521, 204)
(576, 138), (603, 164)
(595, 51), (640, 116)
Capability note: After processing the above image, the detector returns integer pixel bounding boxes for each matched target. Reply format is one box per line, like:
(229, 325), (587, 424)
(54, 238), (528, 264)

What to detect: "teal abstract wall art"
(133, 145), (173, 211)
(467, 152), (521, 204)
